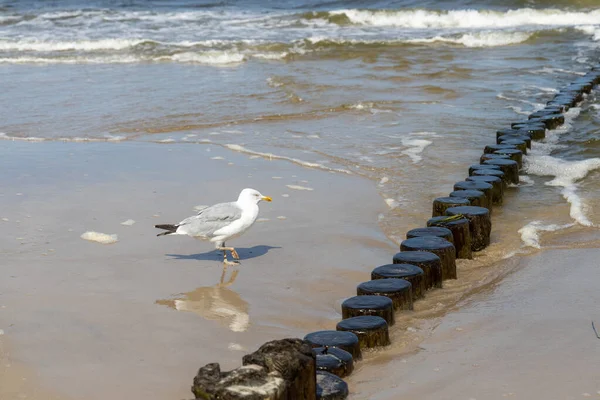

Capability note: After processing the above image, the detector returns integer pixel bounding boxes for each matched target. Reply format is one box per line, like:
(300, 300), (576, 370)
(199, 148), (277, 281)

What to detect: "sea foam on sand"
(80, 231), (118, 244)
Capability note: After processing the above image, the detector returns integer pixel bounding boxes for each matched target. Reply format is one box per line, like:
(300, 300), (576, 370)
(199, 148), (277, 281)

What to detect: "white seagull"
(155, 188), (272, 265)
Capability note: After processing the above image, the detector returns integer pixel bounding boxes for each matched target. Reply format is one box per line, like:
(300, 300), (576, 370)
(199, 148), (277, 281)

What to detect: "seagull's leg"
(217, 245), (240, 260)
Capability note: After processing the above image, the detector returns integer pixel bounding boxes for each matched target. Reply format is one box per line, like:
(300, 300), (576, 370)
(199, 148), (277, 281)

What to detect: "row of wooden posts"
(190, 65), (600, 399)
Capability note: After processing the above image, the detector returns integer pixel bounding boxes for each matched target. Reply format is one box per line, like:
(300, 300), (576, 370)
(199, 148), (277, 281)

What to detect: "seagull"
(155, 188), (272, 265)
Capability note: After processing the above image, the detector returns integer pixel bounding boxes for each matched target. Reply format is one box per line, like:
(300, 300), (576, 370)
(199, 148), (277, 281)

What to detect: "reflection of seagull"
(156, 269), (250, 332)
(155, 188), (272, 265)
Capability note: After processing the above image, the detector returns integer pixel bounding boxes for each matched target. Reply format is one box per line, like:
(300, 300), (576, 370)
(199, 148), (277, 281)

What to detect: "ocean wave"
(406, 31), (533, 47)
(325, 8), (600, 28)
(0, 38), (148, 52)
(526, 154), (600, 227)
(518, 221), (573, 249)
(223, 144), (353, 174)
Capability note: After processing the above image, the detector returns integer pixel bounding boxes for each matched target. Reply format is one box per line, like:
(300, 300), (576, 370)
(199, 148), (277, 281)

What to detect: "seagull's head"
(238, 188), (272, 205)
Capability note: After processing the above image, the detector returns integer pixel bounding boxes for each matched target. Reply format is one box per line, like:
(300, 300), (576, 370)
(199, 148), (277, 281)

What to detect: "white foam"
(507, 105), (531, 116)
(224, 144), (352, 174)
(534, 67), (587, 76)
(497, 93), (545, 109)
(167, 51), (245, 65)
(409, 31), (532, 47)
(120, 219), (135, 226)
(518, 175), (534, 186)
(347, 102), (375, 110)
(518, 221), (572, 249)
(285, 185), (313, 191)
(0, 38), (145, 52)
(330, 8), (600, 28)
(576, 25), (600, 41)
(0, 132), (46, 142)
(400, 138), (432, 163)
(525, 155), (600, 226)
(80, 231), (118, 244)
(385, 198), (400, 209)
(0, 55), (142, 64)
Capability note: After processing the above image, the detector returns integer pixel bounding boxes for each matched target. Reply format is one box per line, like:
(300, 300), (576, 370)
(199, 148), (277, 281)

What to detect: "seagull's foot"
(223, 259), (240, 267)
(218, 246), (240, 260)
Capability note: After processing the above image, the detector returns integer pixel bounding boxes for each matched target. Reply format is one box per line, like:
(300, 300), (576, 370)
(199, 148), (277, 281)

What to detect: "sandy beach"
(349, 239), (600, 400)
(1, 1), (600, 398)
(0, 140), (395, 399)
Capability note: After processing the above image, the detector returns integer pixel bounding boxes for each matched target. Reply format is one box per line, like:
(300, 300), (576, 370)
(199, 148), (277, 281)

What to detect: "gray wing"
(176, 201), (243, 238)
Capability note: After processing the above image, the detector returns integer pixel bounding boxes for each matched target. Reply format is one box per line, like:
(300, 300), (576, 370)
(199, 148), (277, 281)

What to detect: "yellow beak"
(261, 196), (272, 202)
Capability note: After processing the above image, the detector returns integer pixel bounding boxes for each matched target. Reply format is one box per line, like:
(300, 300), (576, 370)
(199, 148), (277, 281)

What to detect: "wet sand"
(0, 141), (394, 400)
(3, 140), (600, 400)
(350, 244), (600, 399)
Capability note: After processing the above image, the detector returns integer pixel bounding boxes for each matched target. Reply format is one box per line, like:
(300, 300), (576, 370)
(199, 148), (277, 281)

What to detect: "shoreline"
(348, 243), (600, 399)
(0, 140), (394, 400)
(1, 139), (598, 399)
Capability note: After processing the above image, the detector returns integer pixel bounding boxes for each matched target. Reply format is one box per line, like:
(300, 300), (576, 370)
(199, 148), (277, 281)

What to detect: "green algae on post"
(445, 206), (492, 252)
(406, 226), (454, 245)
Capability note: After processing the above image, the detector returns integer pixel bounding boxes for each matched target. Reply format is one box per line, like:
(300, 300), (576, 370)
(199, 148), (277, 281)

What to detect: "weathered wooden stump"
(316, 371), (348, 400)
(493, 148), (523, 169)
(427, 216), (472, 260)
(400, 236), (457, 280)
(453, 181), (494, 210)
(371, 263), (425, 300)
(483, 143), (516, 154)
(304, 331), (362, 360)
(496, 128), (522, 139)
(496, 130), (531, 149)
(445, 206), (491, 252)
(529, 109), (562, 119)
(314, 347), (353, 378)
(510, 123), (546, 140)
(336, 316), (390, 348)
(483, 159), (519, 185)
(498, 138), (527, 154)
(466, 175), (503, 205)
(469, 163), (501, 176)
(392, 251), (443, 289)
(432, 196), (470, 217)
(357, 279), (413, 311)
(472, 168), (507, 187)
(192, 338), (317, 400)
(341, 295), (395, 326)
(449, 189), (488, 210)
(529, 114), (564, 129)
(407, 226), (454, 244)
(480, 153), (510, 164)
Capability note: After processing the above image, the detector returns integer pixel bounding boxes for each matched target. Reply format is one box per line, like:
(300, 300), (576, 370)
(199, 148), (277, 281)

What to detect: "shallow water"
(1, 0), (600, 398)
